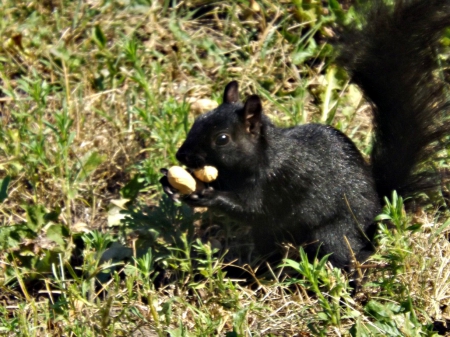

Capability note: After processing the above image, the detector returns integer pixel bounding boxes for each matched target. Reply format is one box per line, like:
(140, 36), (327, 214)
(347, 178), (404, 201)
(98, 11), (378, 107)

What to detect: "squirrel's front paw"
(183, 187), (216, 207)
(159, 168), (182, 202)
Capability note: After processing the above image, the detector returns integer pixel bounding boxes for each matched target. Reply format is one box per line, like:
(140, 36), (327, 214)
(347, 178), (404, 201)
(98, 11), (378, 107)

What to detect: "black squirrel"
(160, 0), (450, 269)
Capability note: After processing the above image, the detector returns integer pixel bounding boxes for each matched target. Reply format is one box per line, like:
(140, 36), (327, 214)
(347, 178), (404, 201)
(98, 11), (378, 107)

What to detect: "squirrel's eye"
(215, 133), (230, 146)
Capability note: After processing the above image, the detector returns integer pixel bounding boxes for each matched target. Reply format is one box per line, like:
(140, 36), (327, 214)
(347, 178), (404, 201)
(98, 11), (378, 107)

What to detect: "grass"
(0, 0), (450, 336)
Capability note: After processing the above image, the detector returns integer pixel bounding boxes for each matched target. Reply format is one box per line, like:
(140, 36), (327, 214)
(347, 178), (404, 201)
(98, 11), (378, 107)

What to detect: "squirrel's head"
(176, 81), (267, 173)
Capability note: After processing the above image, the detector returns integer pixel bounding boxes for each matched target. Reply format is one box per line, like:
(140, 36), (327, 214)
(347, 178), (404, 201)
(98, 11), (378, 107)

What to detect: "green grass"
(0, 0), (450, 336)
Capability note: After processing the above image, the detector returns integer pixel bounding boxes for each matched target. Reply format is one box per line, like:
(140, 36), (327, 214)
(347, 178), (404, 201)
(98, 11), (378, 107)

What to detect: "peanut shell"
(167, 166), (196, 195)
(194, 166), (218, 183)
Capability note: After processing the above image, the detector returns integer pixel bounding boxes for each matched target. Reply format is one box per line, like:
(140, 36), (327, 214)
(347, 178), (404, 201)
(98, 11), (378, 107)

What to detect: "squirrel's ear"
(242, 95), (262, 135)
(223, 81), (239, 104)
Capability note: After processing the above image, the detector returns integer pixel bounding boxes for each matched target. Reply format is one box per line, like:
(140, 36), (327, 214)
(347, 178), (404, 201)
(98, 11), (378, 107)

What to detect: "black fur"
(337, 0), (450, 199)
(161, 0), (450, 269)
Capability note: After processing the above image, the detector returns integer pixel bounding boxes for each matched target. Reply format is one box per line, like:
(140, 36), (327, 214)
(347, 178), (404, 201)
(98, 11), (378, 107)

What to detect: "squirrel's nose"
(176, 149), (205, 169)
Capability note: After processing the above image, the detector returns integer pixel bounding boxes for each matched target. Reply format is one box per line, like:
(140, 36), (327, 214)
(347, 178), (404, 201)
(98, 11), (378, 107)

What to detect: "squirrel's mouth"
(178, 160), (205, 171)
(176, 152), (206, 170)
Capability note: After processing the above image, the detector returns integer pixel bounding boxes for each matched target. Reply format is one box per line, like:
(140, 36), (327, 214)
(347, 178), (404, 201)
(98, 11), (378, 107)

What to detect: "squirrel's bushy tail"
(336, 0), (450, 200)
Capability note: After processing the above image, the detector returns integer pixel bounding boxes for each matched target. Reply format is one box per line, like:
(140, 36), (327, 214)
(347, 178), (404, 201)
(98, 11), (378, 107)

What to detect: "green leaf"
(406, 223), (422, 232)
(0, 176), (10, 203)
(365, 300), (391, 319)
(25, 204), (46, 231)
(374, 214), (392, 221)
(121, 175), (145, 200)
(291, 38), (318, 65)
(46, 224), (69, 247)
(349, 316), (368, 337)
(93, 25), (107, 49)
(0, 224), (33, 249)
(78, 151), (106, 181)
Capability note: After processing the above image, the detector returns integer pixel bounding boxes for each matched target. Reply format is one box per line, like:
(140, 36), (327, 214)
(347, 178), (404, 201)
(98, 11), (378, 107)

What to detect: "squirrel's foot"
(159, 168), (182, 201)
(160, 167), (216, 206)
(183, 186), (216, 207)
